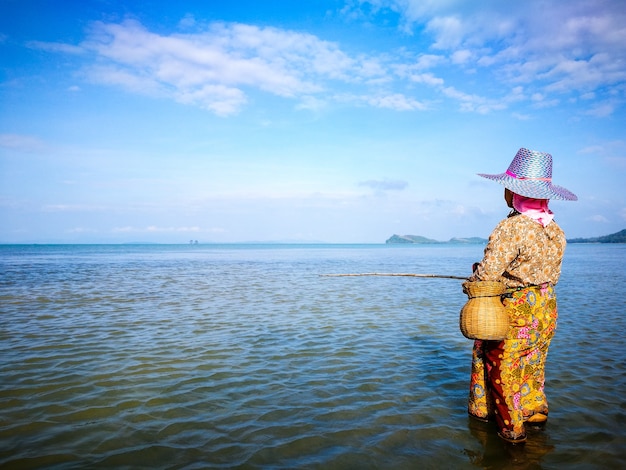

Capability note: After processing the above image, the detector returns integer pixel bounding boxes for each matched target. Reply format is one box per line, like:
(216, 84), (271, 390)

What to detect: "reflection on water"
(465, 419), (555, 469)
(0, 244), (625, 469)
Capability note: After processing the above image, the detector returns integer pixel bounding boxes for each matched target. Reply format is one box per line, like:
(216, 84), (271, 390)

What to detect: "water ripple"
(1, 244), (625, 468)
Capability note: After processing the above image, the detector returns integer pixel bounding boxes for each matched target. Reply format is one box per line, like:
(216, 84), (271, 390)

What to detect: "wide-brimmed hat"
(478, 148), (577, 201)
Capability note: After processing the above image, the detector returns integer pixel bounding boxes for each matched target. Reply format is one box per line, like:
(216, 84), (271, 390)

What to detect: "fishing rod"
(319, 273), (468, 280)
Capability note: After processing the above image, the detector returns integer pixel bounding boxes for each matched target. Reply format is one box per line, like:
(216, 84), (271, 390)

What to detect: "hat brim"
(478, 173), (578, 201)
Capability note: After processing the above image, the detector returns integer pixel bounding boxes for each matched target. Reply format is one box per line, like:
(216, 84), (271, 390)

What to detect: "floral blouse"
(468, 212), (567, 289)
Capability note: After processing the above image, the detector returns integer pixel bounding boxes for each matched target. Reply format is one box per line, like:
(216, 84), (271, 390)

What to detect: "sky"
(1, 0), (625, 244)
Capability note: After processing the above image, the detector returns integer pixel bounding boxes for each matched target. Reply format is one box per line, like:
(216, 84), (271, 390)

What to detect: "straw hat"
(479, 148), (577, 201)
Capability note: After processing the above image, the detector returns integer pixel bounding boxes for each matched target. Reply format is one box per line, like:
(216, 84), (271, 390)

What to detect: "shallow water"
(0, 243), (624, 469)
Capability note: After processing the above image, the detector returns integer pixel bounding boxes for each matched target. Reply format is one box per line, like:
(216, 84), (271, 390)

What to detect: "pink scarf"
(512, 193), (554, 227)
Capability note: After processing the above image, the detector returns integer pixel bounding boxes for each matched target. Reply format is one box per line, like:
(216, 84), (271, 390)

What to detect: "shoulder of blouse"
(545, 218), (566, 240)
(487, 214), (544, 248)
(491, 212), (526, 233)
(493, 213), (566, 246)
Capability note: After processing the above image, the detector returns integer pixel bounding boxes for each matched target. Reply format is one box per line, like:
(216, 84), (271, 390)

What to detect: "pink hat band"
(504, 169), (552, 182)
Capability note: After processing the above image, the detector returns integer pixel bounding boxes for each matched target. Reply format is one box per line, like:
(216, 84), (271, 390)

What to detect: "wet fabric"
(468, 284), (558, 439)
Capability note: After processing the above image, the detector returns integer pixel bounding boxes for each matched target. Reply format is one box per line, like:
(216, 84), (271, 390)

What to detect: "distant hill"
(387, 229), (626, 245)
(386, 234), (488, 245)
(567, 229), (626, 243)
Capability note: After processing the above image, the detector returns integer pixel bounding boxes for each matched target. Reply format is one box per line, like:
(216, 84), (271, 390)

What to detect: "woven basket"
(460, 281), (509, 340)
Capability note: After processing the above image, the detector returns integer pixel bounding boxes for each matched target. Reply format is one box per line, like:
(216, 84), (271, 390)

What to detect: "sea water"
(0, 243), (624, 469)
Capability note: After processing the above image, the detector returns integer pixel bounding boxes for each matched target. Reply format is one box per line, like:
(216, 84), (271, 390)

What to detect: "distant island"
(567, 229), (626, 243)
(387, 229), (626, 245)
(386, 234), (488, 245)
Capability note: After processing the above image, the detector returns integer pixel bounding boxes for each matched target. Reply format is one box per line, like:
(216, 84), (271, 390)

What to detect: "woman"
(465, 148), (577, 444)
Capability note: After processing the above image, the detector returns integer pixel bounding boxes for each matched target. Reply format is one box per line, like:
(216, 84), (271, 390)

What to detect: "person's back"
(471, 212), (566, 288)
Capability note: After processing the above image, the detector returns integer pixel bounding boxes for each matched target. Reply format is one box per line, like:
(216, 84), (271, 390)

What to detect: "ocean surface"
(0, 243), (624, 469)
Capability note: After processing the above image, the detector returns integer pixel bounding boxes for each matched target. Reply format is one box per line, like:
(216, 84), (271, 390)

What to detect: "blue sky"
(1, 0), (625, 243)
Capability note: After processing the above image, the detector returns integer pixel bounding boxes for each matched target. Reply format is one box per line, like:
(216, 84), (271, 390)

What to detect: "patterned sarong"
(468, 284), (558, 439)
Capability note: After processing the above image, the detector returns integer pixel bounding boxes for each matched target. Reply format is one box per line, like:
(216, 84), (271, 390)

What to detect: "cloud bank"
(29, 0), (625, 117)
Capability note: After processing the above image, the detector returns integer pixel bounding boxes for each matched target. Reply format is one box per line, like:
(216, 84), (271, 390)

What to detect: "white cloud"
(359, 179), (408, 191)
(296, 95), (328, 112)
(407, 72), (444, 86)
(354, 0), (626, 115)
(112, 225), (213, 233)
(441, 86), (507, 113)
(451, 49), (472, 64)
(175, 84), (247, 116)
(426, 16), (465, 49)
(74, 19), (366, 115)
(579, 141), (626, 169)
(366, 93), (428, 110)
(0, 134), (47, 152)
(414, 54), (447, 69)
(42, 204), (108, 212)
(32, 1), (626, 118)
(584, 102), (616, 118)
(512, 112), (531, 121)
(67, 227), (98, 233)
